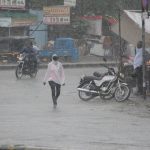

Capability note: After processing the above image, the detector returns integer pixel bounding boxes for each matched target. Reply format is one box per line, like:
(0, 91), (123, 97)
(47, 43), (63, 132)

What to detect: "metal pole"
(8, 9), (11, 51)
(118, 9), (122, 72)
(81, 0), (84, 16)
(142, 14), (146, 99)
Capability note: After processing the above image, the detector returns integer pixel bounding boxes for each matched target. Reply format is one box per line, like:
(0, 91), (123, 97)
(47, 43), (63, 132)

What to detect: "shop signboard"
(43, 6), (70, 25)
(43, 16), (70, 25)
(0, 0), (25, 9)
(12, 18), (37, 27)
(64, 0), (76, 7)
(0, 17), (36, 27)
(0, 17), (11, 27)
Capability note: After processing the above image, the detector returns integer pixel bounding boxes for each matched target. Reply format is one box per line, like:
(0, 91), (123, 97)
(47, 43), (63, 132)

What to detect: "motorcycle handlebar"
(101, 64), (115, 71)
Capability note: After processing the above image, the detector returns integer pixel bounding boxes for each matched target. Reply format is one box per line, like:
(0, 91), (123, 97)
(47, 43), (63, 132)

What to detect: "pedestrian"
(133, 41), (143, 95)
(43, 54), (65, 108)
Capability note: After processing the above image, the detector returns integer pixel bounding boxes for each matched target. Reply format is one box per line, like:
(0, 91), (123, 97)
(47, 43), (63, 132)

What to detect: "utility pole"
(7, 9), (11, 51)
(141, 0), (149, 99)
(142, 13), (146, 99)
(118, 8), (123, 72)
(81, 0), (84, 16)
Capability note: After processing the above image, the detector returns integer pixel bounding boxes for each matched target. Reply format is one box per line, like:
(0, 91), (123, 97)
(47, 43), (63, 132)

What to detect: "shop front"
(0, 11), (37, 63)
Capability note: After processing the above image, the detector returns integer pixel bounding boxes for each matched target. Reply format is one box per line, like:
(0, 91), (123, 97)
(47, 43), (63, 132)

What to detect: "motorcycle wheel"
(78, 83), (96, 101)
(114, 84), (131, 102)
(15, 65), (23, 79)
(30, 69), (37, 78)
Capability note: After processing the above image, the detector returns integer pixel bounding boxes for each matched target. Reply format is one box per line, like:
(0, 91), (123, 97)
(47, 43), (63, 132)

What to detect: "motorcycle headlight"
(19, 56), (23, 61)
(120, 73), (125, 78)
(81, 74), (85, 80)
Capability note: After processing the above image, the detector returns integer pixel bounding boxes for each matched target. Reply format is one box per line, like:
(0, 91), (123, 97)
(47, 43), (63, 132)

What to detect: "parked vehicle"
(38, 38), (79, 62)
(77, 59), (131, 102)
(15, 53), (38, 79)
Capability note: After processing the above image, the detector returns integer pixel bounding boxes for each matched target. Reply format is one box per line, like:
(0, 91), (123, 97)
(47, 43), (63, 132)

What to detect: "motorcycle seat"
(84, 76), (103, 81)
(93, 72), (102, 77)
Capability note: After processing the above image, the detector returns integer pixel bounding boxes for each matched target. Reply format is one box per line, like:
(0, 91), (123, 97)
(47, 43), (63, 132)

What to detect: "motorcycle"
(15, 53), (38, 79)
(77, 64), (131, 102)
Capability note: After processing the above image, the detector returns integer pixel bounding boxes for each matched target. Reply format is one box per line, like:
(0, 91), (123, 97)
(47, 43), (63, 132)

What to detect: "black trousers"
(49, 81), (61, 105)
(135, 66), (143, 94)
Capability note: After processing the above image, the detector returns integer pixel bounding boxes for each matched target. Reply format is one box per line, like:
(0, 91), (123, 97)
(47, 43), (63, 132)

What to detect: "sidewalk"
(0, 55), (118, 70)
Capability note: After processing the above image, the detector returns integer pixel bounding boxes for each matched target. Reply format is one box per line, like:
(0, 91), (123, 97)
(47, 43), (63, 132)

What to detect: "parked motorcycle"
(77, 63), (131, 102)
(15, 53), (38, 79)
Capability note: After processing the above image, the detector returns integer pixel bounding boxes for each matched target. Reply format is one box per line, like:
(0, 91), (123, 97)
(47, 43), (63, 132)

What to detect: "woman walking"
(43, 54), (65, 108)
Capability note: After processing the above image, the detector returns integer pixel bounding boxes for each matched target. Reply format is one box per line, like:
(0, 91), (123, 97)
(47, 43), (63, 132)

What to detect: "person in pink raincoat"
(43, 54), (65, 108)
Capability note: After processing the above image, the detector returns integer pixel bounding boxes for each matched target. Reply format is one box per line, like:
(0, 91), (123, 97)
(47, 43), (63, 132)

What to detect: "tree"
(28, 0), (63, 9)
(76, 0), (141, 17)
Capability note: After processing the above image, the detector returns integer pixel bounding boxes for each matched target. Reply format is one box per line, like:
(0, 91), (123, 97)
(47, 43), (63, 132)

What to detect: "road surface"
(0, 67), (150, 150)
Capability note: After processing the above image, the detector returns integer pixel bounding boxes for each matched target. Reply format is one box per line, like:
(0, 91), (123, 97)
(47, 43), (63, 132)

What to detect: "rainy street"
(0, 67), (150, 150)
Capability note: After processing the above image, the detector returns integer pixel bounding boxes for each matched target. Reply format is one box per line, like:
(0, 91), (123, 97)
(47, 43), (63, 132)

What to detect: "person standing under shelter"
(43, 54), (65, 108)
(133, 41), (143, 95)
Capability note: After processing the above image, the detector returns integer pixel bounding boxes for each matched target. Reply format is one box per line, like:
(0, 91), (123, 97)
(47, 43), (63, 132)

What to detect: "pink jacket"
(43, 61), (65, 85)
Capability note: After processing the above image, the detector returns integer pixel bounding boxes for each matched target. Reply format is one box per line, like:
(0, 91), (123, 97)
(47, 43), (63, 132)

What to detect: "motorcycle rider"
(21, 41), (38, 69)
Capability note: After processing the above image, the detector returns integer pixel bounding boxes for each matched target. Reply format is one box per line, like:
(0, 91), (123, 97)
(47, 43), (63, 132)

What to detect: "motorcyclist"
(21, 41), (38, 69)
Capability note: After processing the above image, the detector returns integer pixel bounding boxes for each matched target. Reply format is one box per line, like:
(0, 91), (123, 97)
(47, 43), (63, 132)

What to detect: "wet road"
(0, 68), (150, 150)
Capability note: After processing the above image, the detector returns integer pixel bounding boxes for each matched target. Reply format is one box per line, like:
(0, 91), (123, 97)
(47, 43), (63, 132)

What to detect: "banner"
(111, 10), (150, 46)
(43, 6), (70, 25)
(0, 0), (25, 9)
(12, 18), (37, 27)
(0, 17), (36, 27)
(0, 17), (11, 27)
(64, 0), (76, 7)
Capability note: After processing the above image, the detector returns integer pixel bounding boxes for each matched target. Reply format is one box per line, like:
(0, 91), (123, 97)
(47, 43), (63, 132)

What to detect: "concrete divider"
(0, 61), (118, 70)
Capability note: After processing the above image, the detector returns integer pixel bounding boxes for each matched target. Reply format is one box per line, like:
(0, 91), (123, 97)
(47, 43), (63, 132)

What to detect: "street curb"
(0, 62), (118, 70)
(0, 145), (59, 150)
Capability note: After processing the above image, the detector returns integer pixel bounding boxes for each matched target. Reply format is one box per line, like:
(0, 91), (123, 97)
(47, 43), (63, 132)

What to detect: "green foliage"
(28, 0), (143, 38)
(29, 0), (141, 16)
(77, 0), (141, 17)
(29, 0), (63, 9)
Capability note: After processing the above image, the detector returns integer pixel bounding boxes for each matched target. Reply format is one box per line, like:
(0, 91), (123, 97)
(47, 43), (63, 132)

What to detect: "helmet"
(52, 54), (59, 61)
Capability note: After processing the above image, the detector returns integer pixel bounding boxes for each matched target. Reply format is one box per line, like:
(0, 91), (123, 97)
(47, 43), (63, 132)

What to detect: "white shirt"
(43, 61), (65, 85)
(133, 48), (143, 69)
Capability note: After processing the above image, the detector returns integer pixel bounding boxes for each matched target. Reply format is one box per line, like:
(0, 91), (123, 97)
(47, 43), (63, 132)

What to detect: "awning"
(0, 11), (37, 27)
(111, 10), (150, 47)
